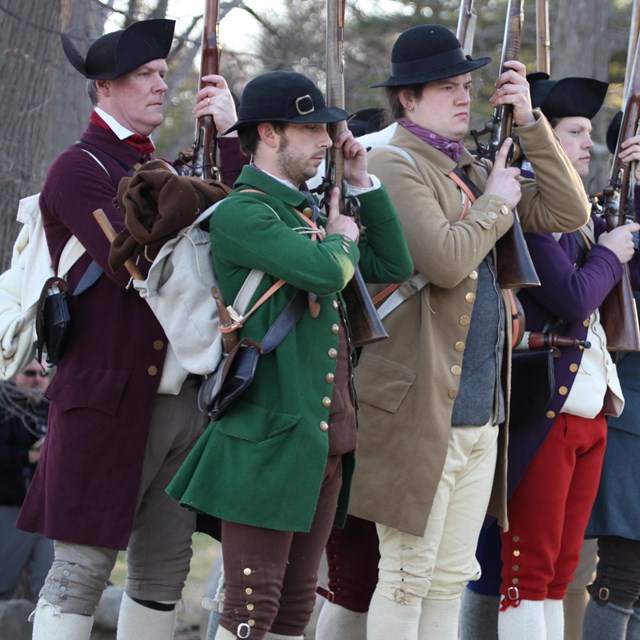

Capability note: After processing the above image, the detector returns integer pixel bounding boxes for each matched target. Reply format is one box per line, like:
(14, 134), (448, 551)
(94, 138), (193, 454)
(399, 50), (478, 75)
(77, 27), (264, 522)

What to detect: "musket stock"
(456, 0), (477, 57)
(597, 32), (640, 352)
(324, 0), (388, 346)
(471, 0), (540, 289)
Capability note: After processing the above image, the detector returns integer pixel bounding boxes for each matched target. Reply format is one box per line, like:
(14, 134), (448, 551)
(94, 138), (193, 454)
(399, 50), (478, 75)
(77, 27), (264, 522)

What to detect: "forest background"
(0, 0), (636, 270)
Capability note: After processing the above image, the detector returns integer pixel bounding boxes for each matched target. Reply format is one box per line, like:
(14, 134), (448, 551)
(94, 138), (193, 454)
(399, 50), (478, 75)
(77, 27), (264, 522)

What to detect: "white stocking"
(116, 593), (176, 640)
(498, 599), (546, 640)
(418, 597), (461, 640)
(366, 589), (421, 640)
(31, 598), (94, 640)
(314, 600), (367, 640)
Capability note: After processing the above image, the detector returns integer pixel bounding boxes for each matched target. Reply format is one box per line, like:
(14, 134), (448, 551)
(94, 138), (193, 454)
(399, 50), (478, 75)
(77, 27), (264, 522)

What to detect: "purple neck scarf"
(398, 118), (465, 163)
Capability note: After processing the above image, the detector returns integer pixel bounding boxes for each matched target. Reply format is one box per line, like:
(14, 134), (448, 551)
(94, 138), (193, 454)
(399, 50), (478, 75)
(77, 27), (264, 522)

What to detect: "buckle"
(506, 586), (520, 601)
(598, 587), (610, 601)
(295, 95), (315, 115)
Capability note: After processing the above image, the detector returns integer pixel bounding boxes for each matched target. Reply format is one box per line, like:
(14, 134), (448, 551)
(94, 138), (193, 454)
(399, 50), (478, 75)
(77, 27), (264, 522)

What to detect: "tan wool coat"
(348, 111), (590, 536)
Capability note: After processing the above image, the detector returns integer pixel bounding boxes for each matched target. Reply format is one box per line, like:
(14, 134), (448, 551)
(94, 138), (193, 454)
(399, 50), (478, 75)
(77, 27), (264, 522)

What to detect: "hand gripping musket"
(471, 0), (541, 289)
(456, 0), (478, 57)
(595, 30), (640, 352)
(191, 0), (222, 181)
(323, 0), (388, 347)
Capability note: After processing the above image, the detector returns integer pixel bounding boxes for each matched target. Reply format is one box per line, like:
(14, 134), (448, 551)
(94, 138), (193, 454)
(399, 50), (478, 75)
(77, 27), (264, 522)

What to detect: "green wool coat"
(167, 165), (413, 532)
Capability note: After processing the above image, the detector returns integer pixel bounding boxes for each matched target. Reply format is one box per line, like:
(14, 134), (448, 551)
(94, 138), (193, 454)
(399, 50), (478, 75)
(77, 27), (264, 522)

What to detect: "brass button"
(332, 300), (339, 310)
(451, 365), (462, 376)
(331, 323), (340, 334)
(448, 389), (458, 400)
(322, 396), (332, 408)
(326, 372), (335, 384)
(513, 550), (521, 557)
(500, 204), (510, 216)
(301, 207), (314, 218)
(246, 603), (254, 611)
(320, 421), (329, 432)
(583, 319), (590, 327)
(469, 270), (478, 280)
(455, 341), (465, 352)
(153, 339), (164, 350)
(248, 619), (255, 627)
(328, 348), (338, 359)
(559, 385), (569, 396)
(569, 363), (579, 373)
(512, 578), (519, 585)
(245, 588), (253, 595)
(243, 568), (252, 576)
(546, 410), (556, 419)
(147, 365), (158, 376)
(513, 565), (520, 571)
(512, 535), (520, 542)
(459, 315), (471, 326)
(465, 292), (476, 303)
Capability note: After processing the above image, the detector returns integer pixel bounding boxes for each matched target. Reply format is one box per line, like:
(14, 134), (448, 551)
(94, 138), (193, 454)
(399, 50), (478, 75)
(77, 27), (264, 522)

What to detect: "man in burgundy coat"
(16, 19), (212, 640)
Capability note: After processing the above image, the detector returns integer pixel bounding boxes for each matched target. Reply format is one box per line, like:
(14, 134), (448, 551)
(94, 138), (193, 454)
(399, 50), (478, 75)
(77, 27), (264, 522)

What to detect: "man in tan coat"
(339, 24), (591, 640)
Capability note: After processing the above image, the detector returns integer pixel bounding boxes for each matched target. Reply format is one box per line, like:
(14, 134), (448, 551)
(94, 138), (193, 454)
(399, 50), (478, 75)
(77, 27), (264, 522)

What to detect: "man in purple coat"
(16, 19), (207, 640)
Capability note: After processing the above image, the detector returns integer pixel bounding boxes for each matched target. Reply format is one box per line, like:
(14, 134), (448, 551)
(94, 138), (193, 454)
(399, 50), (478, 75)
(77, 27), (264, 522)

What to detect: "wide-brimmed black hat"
(527, 72), (608, 120)
(372, 24), (491, 88)
(61, 19), (175, 80)
(225, 71), (348, 134)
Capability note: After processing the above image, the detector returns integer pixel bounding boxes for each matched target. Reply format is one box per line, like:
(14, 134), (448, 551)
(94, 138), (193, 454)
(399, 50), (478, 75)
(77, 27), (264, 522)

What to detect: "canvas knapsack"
(0, 194), (85, 380)
(129, 197), (284, 380)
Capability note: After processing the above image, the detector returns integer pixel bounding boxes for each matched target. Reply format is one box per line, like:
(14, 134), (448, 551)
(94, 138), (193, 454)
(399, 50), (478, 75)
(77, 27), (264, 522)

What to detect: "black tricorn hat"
(527, 72), (609, 120)
(225, 71), (348, 134)
(347, 108), (386, 136)
(61, 19), (175, 80)
(372, 24), (491, 88)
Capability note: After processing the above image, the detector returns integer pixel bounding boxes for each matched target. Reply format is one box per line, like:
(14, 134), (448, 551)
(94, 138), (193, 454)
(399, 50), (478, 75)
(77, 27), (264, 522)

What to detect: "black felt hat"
(225, 71), (348, 133)
(61, 19), (175, 80)
(372, 24), (491, 88)
(527, 72), (609, 120)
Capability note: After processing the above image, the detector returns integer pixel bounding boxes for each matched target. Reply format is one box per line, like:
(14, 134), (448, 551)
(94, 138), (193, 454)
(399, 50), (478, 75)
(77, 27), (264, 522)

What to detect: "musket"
(191, 0), (221, 180)
(596, 28), (640, 352)
(470, 0), (541, 289)
(515, 330), (591, 351)
(324, 0), (388, 347)
(535, 0), (551, 75)
(456, 0), (477, 57)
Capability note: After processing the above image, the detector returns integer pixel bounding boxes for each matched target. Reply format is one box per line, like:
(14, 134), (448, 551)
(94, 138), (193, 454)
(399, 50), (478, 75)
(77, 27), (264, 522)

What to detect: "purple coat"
(16, 123), (170, 549)
(508, 206), (640, 496)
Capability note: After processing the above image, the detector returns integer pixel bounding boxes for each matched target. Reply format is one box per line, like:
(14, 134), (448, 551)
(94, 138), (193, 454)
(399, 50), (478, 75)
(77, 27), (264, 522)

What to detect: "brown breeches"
(219, 454), (343, 639)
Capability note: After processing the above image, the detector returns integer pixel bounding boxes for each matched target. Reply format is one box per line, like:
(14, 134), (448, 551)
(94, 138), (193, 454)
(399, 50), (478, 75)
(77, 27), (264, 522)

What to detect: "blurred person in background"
(0, 360), (52, 603)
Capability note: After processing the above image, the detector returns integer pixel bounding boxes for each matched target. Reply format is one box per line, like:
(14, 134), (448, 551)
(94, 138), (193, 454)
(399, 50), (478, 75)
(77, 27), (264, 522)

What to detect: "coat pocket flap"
(355, 352), (416, 414)
(47, 367), (129, 416)
(215, 399), (299, 443)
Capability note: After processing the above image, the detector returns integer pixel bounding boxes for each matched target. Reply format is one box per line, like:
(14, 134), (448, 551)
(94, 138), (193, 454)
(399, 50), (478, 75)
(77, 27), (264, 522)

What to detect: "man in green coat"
(167, 70), (413, 640)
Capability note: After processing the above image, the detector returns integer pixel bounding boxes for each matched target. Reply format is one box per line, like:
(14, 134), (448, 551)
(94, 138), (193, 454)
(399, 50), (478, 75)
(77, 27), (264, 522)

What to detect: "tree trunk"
(550, 0), (617, 195)
(0, 0), (73, 269)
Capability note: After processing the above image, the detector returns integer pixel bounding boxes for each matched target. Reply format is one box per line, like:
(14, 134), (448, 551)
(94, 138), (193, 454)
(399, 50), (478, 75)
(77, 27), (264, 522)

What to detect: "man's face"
(406, 73), (473, 142)
(274, 123), (333, 185)
(553, 116), (594, 178)
(98, 59), (169, 136)
(14, 363), (49, 400)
